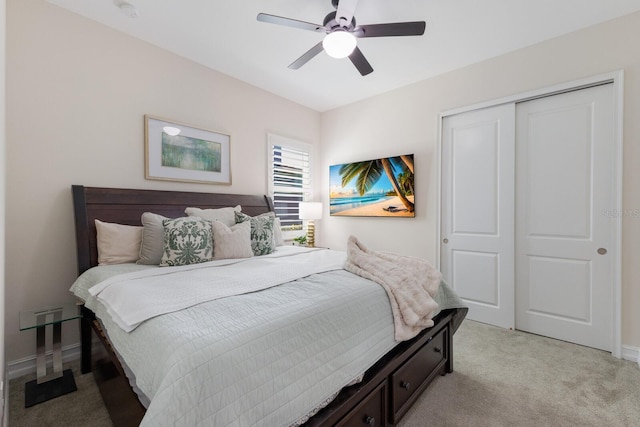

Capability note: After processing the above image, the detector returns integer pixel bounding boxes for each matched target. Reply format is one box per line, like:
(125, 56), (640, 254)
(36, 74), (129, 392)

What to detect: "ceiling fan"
(257, 0), (426, 76)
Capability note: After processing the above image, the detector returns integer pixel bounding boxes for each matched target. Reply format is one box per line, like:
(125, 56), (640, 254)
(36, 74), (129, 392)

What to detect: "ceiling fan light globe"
(323, 31), (357, 59)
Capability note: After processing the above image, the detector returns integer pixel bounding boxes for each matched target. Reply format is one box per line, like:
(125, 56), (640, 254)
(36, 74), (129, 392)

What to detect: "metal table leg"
(25, 309), (76, 407)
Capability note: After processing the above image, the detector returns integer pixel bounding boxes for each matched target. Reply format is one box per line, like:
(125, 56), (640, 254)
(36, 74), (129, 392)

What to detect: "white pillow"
(274, 218), (285, 246)
(185, 205), (241, 227)
(212, 220), (253, 260)
(95, 219), (142, 265)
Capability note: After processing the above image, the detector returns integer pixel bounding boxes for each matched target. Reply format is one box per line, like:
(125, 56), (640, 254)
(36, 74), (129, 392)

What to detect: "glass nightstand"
(19, 302), (82, 407)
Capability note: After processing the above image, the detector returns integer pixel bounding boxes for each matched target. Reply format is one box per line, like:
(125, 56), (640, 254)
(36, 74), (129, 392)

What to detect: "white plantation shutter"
(267, 134), (312, 234)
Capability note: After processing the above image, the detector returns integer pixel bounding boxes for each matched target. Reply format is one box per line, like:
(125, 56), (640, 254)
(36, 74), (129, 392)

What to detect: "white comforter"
(71, 247), (399, 426)
(88, 246), (344, 332)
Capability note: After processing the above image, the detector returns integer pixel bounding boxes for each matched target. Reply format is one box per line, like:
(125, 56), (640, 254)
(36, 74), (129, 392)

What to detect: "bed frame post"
(72, 185), (92, 274)
(80, 306), (93, 374)
(445, 321), (454, 373)
(73, 185), (94, 374)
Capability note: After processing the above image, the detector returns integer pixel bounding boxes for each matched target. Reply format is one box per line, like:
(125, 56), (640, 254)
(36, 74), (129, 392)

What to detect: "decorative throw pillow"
(137, 212), (169, 265)
(273, 218), (285, 246)
(234, 211), (276, 256)
(95, 219), (142, 265)
(160, 217), (213, 267)
(211, 221), (253, 260)
(185, 205), (241, 227)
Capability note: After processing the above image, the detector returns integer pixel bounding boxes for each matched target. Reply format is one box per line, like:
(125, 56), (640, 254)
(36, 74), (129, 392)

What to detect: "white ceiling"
(46, 0), (640, 112)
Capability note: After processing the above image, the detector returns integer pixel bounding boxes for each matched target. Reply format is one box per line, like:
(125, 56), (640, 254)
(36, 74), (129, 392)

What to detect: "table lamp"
(298, 202), (322, 247)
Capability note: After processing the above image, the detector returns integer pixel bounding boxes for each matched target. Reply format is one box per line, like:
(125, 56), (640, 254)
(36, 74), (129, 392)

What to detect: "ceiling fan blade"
(348, 46), (373, 76)
(355, 21), (426, 38)
(288, 42), (325, 70)
(335, 0), (359, 27)
(257, 13), (326, 33)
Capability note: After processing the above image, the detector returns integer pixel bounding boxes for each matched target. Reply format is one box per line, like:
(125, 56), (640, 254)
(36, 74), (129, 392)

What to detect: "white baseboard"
(621, 344), (640, 367)
(6, 344), (81, 380)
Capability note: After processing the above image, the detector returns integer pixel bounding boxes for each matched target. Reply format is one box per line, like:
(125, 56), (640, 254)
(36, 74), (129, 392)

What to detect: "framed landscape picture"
(330, 154), (415, 217)
(145, 115), (231, 185)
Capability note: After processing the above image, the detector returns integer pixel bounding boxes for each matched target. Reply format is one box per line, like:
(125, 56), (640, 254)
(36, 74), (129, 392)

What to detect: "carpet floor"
(8, 320), (640, 426)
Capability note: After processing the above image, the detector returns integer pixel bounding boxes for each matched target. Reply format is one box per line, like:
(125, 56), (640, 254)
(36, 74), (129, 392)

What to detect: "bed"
(70, 185), (467, 427)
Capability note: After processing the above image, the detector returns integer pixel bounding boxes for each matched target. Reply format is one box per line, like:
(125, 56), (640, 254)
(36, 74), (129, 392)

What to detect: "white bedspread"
(70, 247), (465, 426)
(71, 248), (400, 426)
(89, 246), (344, 332)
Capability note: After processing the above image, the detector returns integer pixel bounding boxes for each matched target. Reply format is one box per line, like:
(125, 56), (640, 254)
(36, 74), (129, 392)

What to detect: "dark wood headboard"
(72, 185), (274, 275)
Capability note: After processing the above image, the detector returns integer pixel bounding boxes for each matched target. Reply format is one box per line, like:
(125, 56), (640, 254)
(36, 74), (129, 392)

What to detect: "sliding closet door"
(515, 83), (615, 351)
(441, 104), (515, 329)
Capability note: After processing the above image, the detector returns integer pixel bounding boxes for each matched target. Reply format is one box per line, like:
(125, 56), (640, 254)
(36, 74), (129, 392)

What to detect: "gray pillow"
(234, 211), (275, 256)
(137, 212), (169, 265)
(160, 217), (213, 267)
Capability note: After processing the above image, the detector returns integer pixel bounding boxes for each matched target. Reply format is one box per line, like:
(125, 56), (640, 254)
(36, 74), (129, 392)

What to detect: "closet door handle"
(597, 248), (607, 255)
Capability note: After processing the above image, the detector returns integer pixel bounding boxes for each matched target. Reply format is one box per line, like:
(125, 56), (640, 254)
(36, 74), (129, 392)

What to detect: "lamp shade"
(322, 31), (357, 59)
(299, 202), (322, 220)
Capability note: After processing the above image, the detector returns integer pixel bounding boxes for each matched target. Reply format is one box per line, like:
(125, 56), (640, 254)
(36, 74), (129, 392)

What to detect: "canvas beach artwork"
(330, 154), (415, 217)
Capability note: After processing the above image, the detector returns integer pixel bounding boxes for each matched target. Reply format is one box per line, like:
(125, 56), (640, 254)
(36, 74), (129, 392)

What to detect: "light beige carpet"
(8, 321), (640, 426)
(8, 361), (112, 427)
(399, 321), (640, 427)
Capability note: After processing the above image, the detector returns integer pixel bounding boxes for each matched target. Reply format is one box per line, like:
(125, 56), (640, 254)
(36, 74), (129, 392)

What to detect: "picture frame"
(330, 154), (415, 217)
(145, 115), (231, 185)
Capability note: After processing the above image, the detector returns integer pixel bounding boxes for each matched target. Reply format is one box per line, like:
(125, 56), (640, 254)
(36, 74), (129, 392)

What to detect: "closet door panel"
(515, 83), (615, 351)
(441, 104), (515, 329)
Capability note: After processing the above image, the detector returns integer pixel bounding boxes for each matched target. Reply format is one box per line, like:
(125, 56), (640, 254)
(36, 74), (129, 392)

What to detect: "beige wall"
(320, 11), (640, 348)
(5, 0), (320, 363)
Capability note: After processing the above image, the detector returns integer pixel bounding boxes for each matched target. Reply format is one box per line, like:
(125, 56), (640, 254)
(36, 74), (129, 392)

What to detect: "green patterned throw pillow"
(160, 217), (213, 266)
(234, 211), (275, 256)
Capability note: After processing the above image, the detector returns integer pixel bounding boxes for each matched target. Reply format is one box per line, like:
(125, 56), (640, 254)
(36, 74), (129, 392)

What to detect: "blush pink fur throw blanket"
(344, 235), (442, 341)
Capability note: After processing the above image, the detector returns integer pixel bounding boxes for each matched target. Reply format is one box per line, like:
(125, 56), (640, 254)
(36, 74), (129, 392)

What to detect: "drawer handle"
(363, 416), (376, 427)
(400, 381), (411, 391)
(434, 347), (442, 354)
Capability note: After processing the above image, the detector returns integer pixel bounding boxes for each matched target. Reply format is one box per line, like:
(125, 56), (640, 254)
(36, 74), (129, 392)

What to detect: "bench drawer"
(391, 326), (447, 421)
(335, 380), (386, 427)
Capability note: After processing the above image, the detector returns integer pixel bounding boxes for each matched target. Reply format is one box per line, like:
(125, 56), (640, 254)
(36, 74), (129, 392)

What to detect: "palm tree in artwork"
(339, 156), (415, 212)
(398, 170), (414, 197)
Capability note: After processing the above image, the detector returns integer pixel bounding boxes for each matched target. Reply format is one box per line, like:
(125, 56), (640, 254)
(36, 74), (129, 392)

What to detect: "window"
(267, 134), (312, 239)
